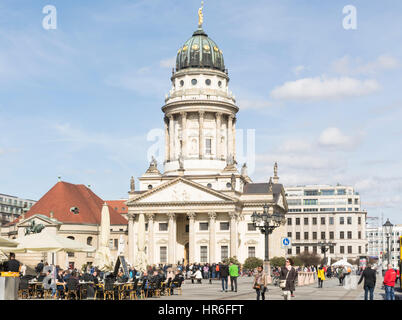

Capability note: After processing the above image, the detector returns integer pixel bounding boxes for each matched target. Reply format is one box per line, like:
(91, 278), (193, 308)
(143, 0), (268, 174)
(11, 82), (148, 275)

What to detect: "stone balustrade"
(296, 272), (316, 286)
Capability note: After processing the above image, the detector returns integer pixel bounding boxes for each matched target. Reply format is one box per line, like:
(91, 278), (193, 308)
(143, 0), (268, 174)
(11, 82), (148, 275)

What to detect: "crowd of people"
(2, 252), (400, 301)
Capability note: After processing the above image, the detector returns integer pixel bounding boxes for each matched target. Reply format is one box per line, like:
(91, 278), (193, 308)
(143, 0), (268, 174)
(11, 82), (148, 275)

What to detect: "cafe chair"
(18, 278), (30, 299)
(103, 278), (115, 300)
(152, 280), (162, 298)
(65, 279), (80, 300)
(140, 280), (148, 299)
(164, 278), (172, 296)
(130, 279), (139, 300)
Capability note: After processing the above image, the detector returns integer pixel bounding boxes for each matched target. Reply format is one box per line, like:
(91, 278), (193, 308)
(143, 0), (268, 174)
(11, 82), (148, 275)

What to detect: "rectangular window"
(296, 232), (300, 240)
(340, 231), (344, 239)
(329, 217), (334, 225)
(313, 232), (317, 240)
(287, 232), (292, 238)
(312, 218), (317, 225)
(304, 218), (309, 225)
(287, 218), (292, 225)
(205, 138), (212, 155)
(347, 217), (352, 225)
(248, 246), (256, 258)
(348, 198), (352, 205)
(348, 246), (352, 254)
(321, 189), (335, 195)
(185, 225), (189, 233)
(358, 246), (362, 254)
(247, 223), (257, 231)
(200, 246), (208, 262)
(220, 222), (229, 231)
(313, 246), (317, 254)
(321, 232), (326, 240)
(288, 248), (292, 255)
(347, 231), (352, 239)
(159, 223), (168, 231)
(160, 246), (167, 263)
(330, 246), (334, 254)
(304, 232), (309, 240)
(114, 239), (118, 249)
(145, 223), (148, 231)
(304, 246), (309, 253)
(340, 217), (344, 225)
(221, 246), (228, 260)
(304, 190), (319, 196)
(199, 222), (209, 231)
(337, 189), (346, 195)
(354, 199), (359, 205)
(296, 246), (300, 254)
(358, 231), (361, 239)
(329, 231), (334, 240)
(340, 246), (345, 254)
(295, 218), (300, 225)
(321, 217), (325, 225)
(303, 199), (318, 205)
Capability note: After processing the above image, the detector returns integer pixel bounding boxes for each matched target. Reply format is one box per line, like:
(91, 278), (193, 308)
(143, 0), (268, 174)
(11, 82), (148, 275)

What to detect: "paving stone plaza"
(160, 276), (401, 301)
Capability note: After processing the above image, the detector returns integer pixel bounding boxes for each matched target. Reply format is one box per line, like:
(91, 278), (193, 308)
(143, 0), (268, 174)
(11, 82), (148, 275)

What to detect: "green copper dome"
(176, 28), (225, 72)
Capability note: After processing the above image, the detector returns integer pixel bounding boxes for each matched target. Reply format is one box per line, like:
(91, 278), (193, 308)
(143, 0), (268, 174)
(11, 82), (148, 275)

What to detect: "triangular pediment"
(17, 214), (62, 228)
(128, 178), (236, 204)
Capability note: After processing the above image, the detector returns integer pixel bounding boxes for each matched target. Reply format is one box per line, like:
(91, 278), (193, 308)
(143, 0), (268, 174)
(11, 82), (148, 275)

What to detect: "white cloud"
(159, 57), (176, 69)
(318, 127), (350, 147)
(332, 54), (400, 76)
(292, 65), (306, 76)
(270, 76), (380, 101)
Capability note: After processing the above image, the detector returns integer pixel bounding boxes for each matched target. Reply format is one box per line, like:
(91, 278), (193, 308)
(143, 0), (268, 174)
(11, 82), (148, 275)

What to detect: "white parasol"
(0, 233), (95, 253)
(93, 203), (113, 271)
(134, 213), (148, 272)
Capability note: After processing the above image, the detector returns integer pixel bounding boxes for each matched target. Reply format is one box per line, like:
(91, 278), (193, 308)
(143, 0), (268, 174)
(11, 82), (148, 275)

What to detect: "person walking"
(357, 264), (376, 300)
(383, 264), (397, 300)
(280, 258), (297, 300)
(253, 265), (267, 300)
(317, 265), (325, 288)
(219, 262), (229, 292)
(229, 262), (239, 292)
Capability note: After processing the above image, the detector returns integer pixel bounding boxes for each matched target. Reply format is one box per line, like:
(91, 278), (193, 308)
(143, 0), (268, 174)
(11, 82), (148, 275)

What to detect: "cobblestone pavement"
(163, 276), (402, 300)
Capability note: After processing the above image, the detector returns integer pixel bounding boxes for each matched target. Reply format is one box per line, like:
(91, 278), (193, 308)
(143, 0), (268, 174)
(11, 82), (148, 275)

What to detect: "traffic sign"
(281, 237), (291, 248)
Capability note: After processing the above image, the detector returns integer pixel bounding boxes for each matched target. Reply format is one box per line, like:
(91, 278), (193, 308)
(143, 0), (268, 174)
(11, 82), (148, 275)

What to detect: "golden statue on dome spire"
(198, 1), (204, 28)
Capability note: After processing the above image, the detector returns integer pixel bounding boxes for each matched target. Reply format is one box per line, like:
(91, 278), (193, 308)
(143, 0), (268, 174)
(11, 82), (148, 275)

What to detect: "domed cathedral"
(126, 3), (288, 268)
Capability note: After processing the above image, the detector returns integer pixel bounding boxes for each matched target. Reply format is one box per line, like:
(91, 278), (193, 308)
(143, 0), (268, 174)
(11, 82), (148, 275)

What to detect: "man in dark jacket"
(358, 264), (376, 300)
(219, 262), (229, 292)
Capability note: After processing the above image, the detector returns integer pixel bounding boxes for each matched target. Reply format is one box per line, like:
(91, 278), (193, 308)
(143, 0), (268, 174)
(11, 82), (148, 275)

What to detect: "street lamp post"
(251, 203), (285, 281)
(383, 219), (393, 267)
(318, 241), (335, 265)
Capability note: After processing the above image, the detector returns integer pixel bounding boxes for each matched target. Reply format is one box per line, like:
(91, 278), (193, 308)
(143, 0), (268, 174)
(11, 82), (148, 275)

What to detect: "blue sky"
(1, 0), (401, 224)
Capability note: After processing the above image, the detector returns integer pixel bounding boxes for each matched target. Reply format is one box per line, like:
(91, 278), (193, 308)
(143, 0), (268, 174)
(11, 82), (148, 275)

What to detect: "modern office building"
(284, 185), (367, 261)
(0, 193), (36, 226)
(366, 224), (401, 268)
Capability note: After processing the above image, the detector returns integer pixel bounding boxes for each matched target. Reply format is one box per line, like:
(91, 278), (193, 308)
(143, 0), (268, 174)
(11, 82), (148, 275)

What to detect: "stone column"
(169, 114), (175, 161)
(208, 212), (216, 263)
(232, 117), (236, 161)
(187, 212), (196, 264)
(228, 115), (234, 160)
(146, 213), (155, 265)
(199, 111), (205, 159)
(167, 213), (176, 264)
(229, 212), (238, 258)
(165, 117), (170, 162)
(181, 112), (187, 158)
(215, 113), (222, 159)
(128, 215), (135, 265)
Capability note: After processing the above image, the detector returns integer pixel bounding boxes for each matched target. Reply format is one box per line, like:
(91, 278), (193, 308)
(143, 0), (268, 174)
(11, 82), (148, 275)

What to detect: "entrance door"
(184, 243), (189, 265)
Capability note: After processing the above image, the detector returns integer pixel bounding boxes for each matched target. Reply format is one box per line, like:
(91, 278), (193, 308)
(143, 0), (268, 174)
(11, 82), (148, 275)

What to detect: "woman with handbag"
(253, 265), (267, 300)
(280, 258), (297, 300)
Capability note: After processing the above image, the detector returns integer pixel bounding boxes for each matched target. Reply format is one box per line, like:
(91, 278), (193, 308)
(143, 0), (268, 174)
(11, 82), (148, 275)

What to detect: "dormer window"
(70, 207), (79, 215)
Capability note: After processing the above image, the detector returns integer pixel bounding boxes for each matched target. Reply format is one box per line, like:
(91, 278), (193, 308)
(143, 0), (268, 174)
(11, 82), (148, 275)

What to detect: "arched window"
(87, 237), (93, 246)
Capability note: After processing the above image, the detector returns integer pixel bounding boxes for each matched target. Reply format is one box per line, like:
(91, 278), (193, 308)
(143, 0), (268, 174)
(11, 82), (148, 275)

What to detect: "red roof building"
(12, 181), (127, 226)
